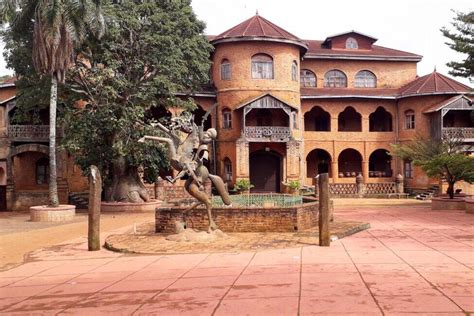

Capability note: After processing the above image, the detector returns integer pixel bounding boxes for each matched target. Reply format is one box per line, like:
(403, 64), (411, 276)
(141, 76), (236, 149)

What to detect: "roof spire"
(434, 66), (437, 72)
(256, 9), (259, 15)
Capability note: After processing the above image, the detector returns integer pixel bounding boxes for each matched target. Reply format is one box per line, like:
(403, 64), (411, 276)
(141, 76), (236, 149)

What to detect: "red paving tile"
(1, 205), (473, 314)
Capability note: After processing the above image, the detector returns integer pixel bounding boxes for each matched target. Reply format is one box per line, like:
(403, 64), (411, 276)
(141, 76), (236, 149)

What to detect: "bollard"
(88, 165), (102, 251)
(395, 174), (404, 194)
(318, 173), (330, 247)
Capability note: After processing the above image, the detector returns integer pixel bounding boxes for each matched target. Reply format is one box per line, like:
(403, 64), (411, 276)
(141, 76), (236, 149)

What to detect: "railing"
(243, 126), (291, 142)
(8, 125), (50, 141)
(442, 127), (474, 141)
(212, 193), (302, 207)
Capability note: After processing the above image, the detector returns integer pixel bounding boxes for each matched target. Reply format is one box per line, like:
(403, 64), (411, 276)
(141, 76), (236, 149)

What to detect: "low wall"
(431, 197), (466, 210)
(155, 202), (319, 233)
(10, 191), (49, 211)
(466, 199), (474, 214)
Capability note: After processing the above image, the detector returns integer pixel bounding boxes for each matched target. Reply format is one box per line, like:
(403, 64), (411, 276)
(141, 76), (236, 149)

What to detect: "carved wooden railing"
(442, 127), (474, 141)
(8, 125), (50, 141)
(243, 126), (291, 142)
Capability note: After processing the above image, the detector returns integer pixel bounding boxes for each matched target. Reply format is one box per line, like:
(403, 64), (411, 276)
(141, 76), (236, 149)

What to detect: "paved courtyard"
(0, 203), (473, 315)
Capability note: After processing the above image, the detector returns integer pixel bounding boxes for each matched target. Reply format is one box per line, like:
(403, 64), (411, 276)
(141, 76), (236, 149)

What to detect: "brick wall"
(155, 202), (319, 233)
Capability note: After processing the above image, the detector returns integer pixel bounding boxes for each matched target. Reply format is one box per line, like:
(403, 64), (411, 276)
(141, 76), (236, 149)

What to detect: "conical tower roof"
(399, 71), (471, 97)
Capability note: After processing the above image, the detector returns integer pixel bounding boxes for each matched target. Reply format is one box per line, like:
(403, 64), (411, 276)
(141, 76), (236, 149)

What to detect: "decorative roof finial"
(256, 9), (259, 15)
(434, 66), (437, 72)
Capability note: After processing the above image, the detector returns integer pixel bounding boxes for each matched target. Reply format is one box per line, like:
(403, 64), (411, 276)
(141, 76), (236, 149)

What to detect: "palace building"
(0, 14), (473, 210)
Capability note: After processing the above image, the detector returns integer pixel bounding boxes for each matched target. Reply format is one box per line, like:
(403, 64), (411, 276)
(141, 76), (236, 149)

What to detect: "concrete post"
(88, 165), (102, 251)
(318, 173), (330, 247)
(395, 174), (404, 194)
(356, 173), (365, 197)
(155, 177), (165, 201)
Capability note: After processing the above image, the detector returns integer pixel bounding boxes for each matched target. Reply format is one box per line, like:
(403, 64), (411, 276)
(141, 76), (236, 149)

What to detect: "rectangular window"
(405, 114), (415, 129)
(223, 111), (232, 129)
(252, 62), (273, 79)
(404, 161), (413, 178)
(221, 63), (231, 80)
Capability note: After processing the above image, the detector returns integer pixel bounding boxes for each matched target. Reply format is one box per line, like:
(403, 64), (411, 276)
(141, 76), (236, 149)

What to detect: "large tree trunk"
(447, 181), (455, 199)
(104, 157), (150, 203)
(49, 75), (59, 207)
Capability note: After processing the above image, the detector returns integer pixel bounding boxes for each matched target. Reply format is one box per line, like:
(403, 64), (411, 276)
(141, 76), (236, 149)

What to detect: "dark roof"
(398, 71), (472, 97)
(304, 40), (422, 61)
(210, 14), (308, 52)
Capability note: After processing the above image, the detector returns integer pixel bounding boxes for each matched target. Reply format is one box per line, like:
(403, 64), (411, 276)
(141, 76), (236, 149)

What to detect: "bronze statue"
(138, 110), (231, 232)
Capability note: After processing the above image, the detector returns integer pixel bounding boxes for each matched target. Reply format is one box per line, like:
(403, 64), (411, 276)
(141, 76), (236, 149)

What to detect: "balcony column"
(331, 161), (338, 183)
(6, 153), (14, 211)
(362, 160), (369, 182)
(235, 137), (249, 180)
(286, 140), (302, 180)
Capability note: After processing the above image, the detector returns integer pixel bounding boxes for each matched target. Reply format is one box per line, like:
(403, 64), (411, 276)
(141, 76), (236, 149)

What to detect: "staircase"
(69, 192), (89, 210)
(412, 185), (440, 200)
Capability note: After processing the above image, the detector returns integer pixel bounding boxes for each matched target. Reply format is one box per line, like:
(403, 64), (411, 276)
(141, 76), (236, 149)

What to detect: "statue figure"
(138, 110), (231, 232)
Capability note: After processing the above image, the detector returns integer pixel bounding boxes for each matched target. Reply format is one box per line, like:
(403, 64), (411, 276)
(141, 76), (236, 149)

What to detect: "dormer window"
(251, 54), (274, 79)
(346, 37), (358, 49)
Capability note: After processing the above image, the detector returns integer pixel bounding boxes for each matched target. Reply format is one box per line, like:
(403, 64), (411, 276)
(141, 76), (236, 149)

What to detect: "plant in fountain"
(233, 179), (254, 194)
(393, 135), (474, 199)
(61, 0), (213, 202)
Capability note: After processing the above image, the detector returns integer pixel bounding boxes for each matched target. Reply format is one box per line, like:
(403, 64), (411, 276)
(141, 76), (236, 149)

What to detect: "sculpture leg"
(185, 178), (217, 232)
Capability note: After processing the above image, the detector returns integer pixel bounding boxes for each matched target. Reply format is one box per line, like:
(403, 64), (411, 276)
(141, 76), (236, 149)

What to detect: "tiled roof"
(304, 40), (422, 61)
(422, 95), (472, 113)
(210, 14), (308, 51)
(398, 71), (472, 97)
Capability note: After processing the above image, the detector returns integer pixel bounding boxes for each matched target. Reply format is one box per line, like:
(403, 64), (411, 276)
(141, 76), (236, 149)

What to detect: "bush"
(233, 179), (254, 193)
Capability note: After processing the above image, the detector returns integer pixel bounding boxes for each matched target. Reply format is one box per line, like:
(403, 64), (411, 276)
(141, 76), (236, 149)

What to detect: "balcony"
(8, 125), (50, 142)
(442, 127), (474, 142)
(243, 126), (291, 142)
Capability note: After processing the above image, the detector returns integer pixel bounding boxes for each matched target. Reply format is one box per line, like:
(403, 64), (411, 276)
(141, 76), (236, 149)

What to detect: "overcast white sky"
(1, 0), (472, 86)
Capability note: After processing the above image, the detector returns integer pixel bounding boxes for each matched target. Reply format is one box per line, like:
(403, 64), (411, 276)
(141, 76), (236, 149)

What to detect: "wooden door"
(250, 151), (280, 192)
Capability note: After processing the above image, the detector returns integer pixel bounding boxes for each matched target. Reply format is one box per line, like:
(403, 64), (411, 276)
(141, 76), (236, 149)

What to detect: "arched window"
(222, 108), (232, 129)
(324, 70), (347, 88)
(251, 54), (273, 79)
(291, 61), (298, 81)
(338, 106), (362, 131)
(300, 69), (316, 87)
(223, 158), (232, 182)
(354, 70), (377, 88)
(346, 37), (358, 49)
(36, 157), (49, 185)
(369, 107), (393, 132)
(305, 106), (331, 131)
(405, 110), (415, 129)
(220, 59), (231, 80)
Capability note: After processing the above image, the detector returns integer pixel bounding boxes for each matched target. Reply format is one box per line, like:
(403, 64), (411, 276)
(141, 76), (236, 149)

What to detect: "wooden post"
(88, 165), (102, 251)
(318, 173), (330, 247)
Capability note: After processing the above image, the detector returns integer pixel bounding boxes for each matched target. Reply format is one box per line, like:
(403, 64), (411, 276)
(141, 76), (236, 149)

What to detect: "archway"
(338, 107), (362, 131)
(369, 149), (392, 177)
(0, 167), (5, 212)
(249, 150), (282, 192)
(304, 106), (331, 131)
(369, 107), (392, 131)
(306, 149), (332, 179)
(338, 148), (362, 177)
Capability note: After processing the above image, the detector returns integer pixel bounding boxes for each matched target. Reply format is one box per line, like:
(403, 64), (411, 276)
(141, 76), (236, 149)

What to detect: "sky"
(1, 0), (472, 86)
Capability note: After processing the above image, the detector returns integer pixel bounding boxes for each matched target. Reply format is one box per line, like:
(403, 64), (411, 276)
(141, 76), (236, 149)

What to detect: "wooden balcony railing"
(243, 126), (291, 142)
(8, 125), (50, 142)
(442, 127), (474, 141)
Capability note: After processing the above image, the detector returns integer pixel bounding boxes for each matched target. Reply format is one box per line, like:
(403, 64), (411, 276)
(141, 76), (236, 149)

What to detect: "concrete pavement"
(0, 204), (472, 315)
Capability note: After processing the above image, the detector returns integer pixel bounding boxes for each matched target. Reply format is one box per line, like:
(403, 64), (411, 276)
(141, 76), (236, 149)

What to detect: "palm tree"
(2, 0), (103, 206)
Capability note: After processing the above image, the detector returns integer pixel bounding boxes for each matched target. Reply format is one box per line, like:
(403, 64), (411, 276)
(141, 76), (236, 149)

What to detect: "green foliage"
(287, 180), (301, 190)
(440, 10), (474, 80)
(392, 136), (474, 198)
(62, 0), (213, 184)
(233, 179), (254, 192)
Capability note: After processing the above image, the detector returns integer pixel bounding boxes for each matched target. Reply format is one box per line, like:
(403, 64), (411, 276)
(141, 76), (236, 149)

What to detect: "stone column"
(356, 173), (365, 197)
(362, 160), (369, 182)
(286, 140), (302, 180)
(395, 174), (404, 194)
(318, 173), (330, 247)
(235, 138), (249, 180)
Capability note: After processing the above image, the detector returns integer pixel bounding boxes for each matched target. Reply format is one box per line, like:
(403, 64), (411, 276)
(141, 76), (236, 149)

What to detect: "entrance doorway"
(249, 150), (281, 192)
